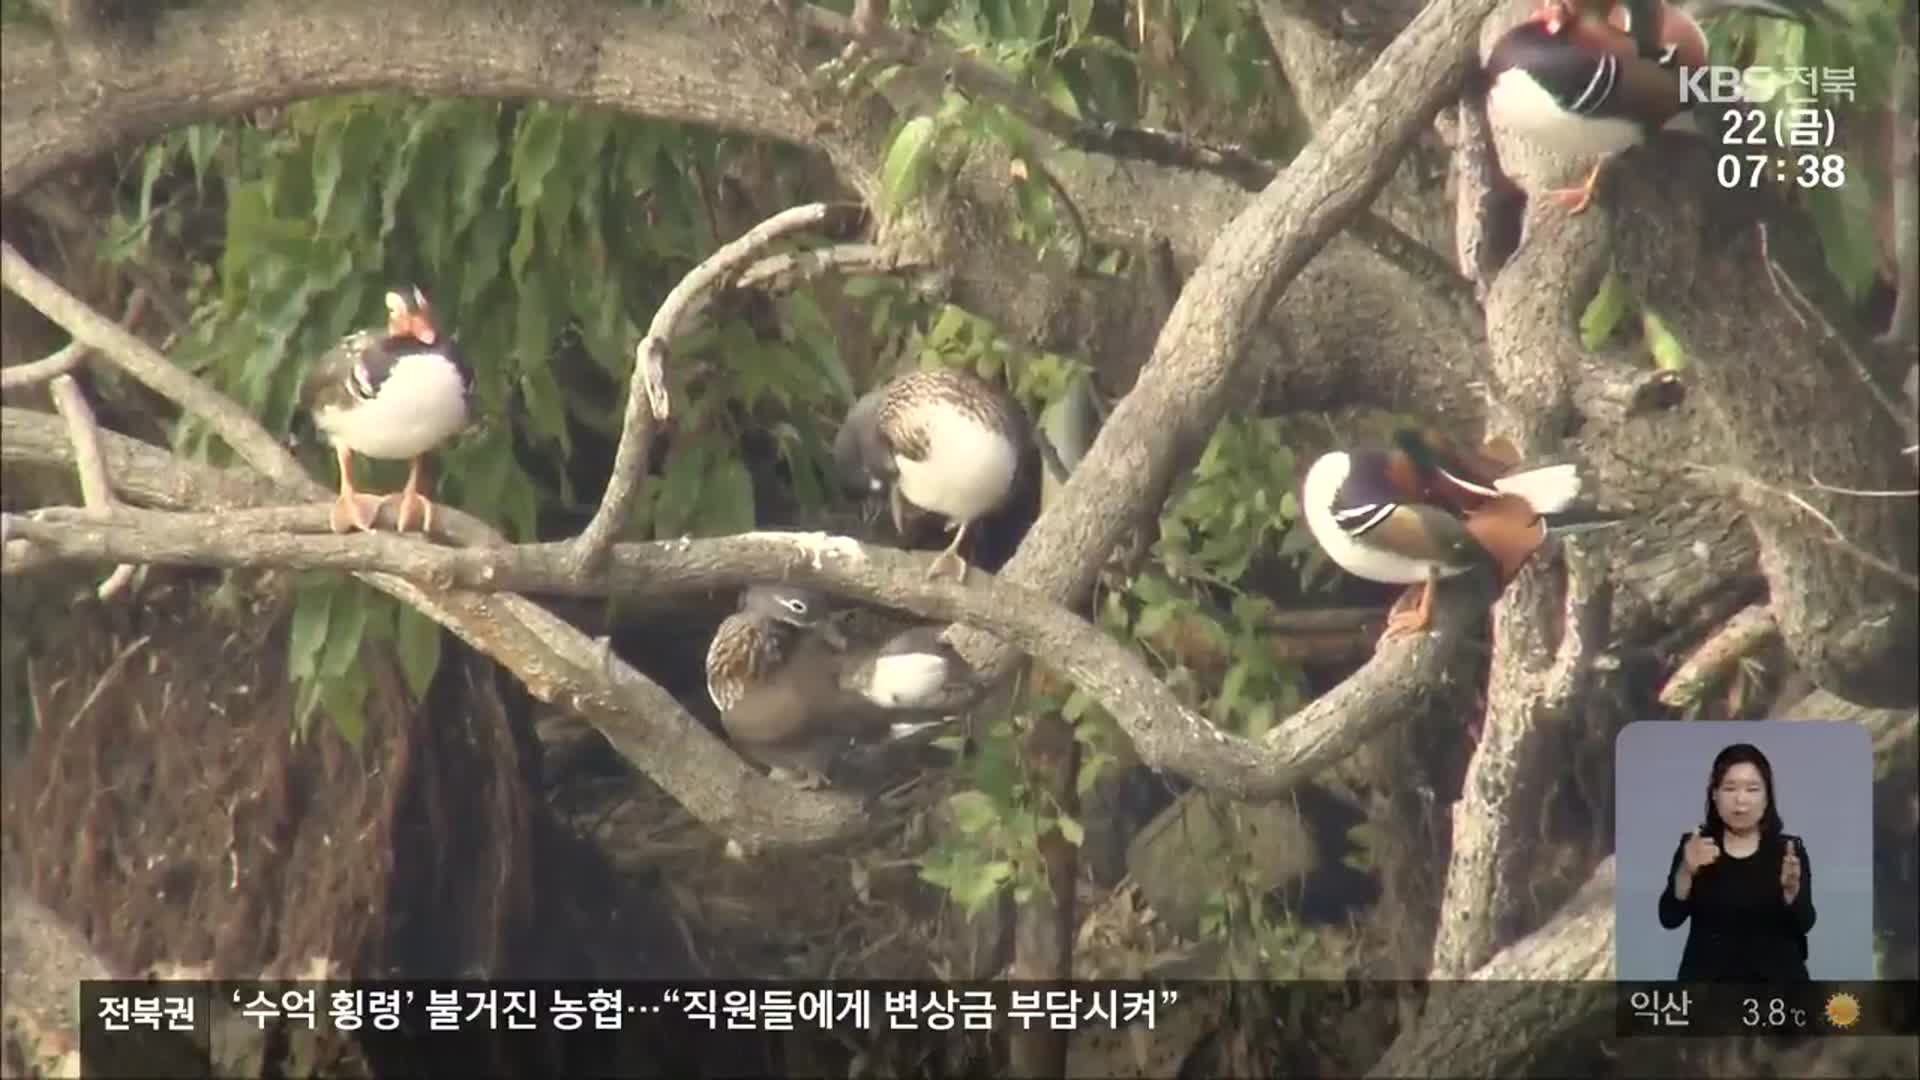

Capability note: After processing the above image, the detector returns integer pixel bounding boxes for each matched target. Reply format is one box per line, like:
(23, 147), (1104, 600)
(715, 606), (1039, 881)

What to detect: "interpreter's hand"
(1781, 841), (1802, 904)
(1682, 828), (1721, 875)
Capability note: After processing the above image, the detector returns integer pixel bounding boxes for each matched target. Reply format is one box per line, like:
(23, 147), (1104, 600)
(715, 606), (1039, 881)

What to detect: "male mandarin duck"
(833, 367), (1032, 582)
(1301, 429), (1623, 638)
(704, 584), (848, 715)
(304, 287), (474, 534)
(1484, 0), (1839, 213)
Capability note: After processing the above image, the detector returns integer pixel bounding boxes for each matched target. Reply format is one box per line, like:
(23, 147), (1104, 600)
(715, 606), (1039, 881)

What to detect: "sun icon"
(1823, 992), (1861, 1030)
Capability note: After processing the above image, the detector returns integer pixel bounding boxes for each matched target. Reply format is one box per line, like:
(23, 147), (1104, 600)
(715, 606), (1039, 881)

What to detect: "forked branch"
(565, 202), (868, 576)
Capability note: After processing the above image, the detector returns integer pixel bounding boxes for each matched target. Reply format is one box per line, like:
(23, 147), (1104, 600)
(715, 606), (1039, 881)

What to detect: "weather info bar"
(1615, 980), (1919, 1038)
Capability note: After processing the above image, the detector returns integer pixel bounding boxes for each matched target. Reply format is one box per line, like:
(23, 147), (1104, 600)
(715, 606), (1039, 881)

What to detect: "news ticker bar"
(79, 979), (1919, 1078)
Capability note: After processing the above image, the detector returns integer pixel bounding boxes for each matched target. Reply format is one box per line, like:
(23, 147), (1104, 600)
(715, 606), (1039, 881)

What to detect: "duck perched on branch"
(833, 367), (1033, 582)
(1482, 0), (1842, 213)
(304, 287), (473, 534)
(704, 584), (847, 715)
(706, 587), (966, 788)
(1301, 429), (1624, 638)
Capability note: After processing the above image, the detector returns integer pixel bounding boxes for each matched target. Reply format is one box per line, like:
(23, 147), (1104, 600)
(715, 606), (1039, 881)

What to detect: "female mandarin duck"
(719, 628), (954, 790)
(833, 367), (1032, 582)
(704, 584), (848, 716)
(1302, 429), (1622, 638)
(706, 588), (964, 788)
(839, 624), (977, 711)
(304, 287), (474, 534)
(1484, 0), (1839, 213)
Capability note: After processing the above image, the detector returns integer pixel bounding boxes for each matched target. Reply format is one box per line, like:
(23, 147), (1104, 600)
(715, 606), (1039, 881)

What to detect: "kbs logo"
(1677, 66), (1856, 104)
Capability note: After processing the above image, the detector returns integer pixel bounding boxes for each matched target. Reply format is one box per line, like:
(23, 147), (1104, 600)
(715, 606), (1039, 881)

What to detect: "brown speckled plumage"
(872, 368), (1025, 463)
(704, 585), (841, 713)
(832, 367), (1032, 580)
(720, 626), (955, 788)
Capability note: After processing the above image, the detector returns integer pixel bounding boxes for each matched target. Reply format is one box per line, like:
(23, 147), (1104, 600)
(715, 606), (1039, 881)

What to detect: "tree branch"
(1477, 126), (1919, 711)
(2, 880), (114, 1078)
(1, 342), (85, 391)
(2, 240), (307, 489)
(0, 245), (873, 854)
(807, 0), (1474, 307)
(1658, 603), (1779, 709)
(1, 0), (820, 199)
(566, 202), (862, 576)
(1, 491), (1493, 805)
(46, 374), (139, 600)
(1880, 38), (1918, 352)
(801, 3), (1275, 190)
(1369, 857), (1616, 1079)
(956, 0), (1504, 679)
(734, 243), (923, 294)
(0, 0), (1497, 450)
(1430, 542), (1614, 977)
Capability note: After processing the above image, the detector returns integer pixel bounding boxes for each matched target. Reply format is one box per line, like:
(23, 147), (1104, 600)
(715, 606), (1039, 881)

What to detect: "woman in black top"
(1658, 743), (1815, 982)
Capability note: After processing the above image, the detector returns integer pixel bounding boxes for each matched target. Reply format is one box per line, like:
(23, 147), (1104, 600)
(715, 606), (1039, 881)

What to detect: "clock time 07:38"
(1717, 152), (1847, 190)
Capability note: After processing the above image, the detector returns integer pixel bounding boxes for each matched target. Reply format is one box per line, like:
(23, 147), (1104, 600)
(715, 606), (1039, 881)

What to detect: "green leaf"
(460, 432), (517, 527)
(1245, 699), (1276, 740)
(509, 204), (540, 284)
(293, 677), (325, 743)
(1220, 659), (1250, 707)
(879, 116), (940, 211)
(650, 449), (697, 539)
(950, 857), (1014, 915)
(287, 582), (335, 682)
(1641, 309), (1688, 371)
(1135, 602), (1174, 639)
(382, 100), (457, 242)
(395, 604), (444, 700)
(841, 275), (892, 300)
(780, 290), (855, 402)
(946, 790), (1000, 835)
(310, 110), (349, 231)
(322, 666), (370, 749)
(1076, 750), (1111, 796)
(511, 103), (570, 211)
(1068, 0), (1093, 39)
(1807, 177), (1880, 304)
(1055, 814), (1085, 847)
(452, 104), (503, 235)
(1580, 270), (1632, 350)
(1061, 688), (1095, 724)
(318, 582), (369, 682)
(514, 287), (565, 443)
(186, 125), (222, 192)
(696, 456), (757, 537)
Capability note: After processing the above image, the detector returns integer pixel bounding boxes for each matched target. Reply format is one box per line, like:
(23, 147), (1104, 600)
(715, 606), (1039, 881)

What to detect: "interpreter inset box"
(1615, 721), (1874, 982)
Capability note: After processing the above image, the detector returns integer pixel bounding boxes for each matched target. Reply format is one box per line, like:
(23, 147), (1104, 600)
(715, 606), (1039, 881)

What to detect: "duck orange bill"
(1463, 496), (1549, 585)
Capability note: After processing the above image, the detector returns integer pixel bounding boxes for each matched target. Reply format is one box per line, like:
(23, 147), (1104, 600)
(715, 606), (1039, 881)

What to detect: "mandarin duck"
(839, 624), (978, 711)
(1301, 429), (1623, 638)
(704, 584), (848, 716)
(833, 367), (1033, 582)
(304, 287), (474, 534)
(1484, 0), (1840, 213)
(720, 628), (959, 790)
